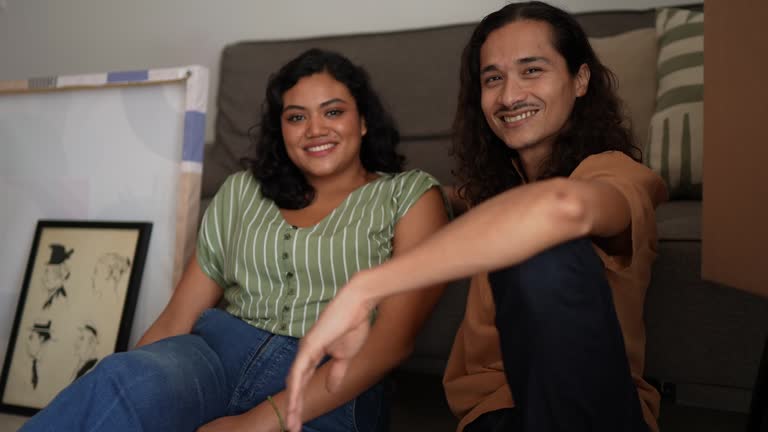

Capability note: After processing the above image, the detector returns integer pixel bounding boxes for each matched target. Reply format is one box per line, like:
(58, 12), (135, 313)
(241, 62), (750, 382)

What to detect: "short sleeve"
(391, 169), (444, 222)
(196, 171), (250, 288)
(570, 151), (668, 261)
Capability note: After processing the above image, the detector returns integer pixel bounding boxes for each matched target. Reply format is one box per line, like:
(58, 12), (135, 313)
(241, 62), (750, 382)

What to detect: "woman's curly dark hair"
(454, 1), (641, 206)
(247, 48), (403, 209)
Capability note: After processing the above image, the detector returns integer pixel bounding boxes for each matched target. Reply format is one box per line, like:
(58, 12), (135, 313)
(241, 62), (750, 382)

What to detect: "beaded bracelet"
(267, 395), (287, 432)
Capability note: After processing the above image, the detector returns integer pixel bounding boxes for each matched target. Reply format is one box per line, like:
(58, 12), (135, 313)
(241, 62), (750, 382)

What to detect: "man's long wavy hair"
(454, 1), (641, 206)
(246, 48), (403, 209)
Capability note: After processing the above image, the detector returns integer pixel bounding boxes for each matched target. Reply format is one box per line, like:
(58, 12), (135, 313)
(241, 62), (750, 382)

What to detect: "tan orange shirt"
(443, 151), (668, 432)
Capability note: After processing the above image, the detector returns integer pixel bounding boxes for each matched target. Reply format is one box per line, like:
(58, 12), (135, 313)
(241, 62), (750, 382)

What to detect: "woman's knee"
(95, 335), (222, 391)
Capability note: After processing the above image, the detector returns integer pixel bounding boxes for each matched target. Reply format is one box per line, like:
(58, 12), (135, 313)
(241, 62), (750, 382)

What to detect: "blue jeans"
(21, 308), (388, 432)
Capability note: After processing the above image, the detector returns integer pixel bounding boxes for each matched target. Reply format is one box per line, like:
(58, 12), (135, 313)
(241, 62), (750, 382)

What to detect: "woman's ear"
(361, 117), (367, 137)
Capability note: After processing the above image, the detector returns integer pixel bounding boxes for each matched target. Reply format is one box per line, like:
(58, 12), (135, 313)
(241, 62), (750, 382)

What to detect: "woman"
(21, 48), (448, 432)
(285, 3), (667, 432)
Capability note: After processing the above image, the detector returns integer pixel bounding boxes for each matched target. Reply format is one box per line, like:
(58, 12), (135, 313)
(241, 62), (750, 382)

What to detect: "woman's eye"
(286, 114), (304, 122)
(483, 75), (501, 85)
(326, 109), (343, 117)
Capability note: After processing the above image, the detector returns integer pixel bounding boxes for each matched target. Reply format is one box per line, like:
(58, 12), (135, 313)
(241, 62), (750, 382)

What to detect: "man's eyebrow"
(517, 56), (551, 65)
(480, 57), (551, 74)
(480, 64), (501, 75)
(283, 98), (347, 112)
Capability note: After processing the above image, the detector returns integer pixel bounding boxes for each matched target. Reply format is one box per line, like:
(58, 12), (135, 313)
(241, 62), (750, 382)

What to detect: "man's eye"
(524, 67), (542, 75)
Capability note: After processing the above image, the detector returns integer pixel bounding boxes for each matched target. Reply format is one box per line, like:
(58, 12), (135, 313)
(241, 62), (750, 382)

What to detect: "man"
(91, 253), (131, 301)
(286, 3), (666, 432)
(72, 323), (99, 381)
(41, 244), (73, 310)
(26, 320), (53, 390)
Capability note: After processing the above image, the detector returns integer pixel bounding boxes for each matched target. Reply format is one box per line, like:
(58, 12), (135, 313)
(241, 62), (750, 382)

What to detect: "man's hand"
(285, 273), (378, 431)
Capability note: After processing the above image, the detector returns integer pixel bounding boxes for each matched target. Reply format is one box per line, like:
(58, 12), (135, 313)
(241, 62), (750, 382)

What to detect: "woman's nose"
(305, 116), (328, 137)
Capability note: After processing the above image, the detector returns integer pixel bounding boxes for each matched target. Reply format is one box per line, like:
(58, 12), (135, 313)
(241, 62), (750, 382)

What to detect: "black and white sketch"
(25, 321), (53, 390)
(1, 220), (151, 415)
(72, 322), (99, 381)
(91, 253), (132, 301)
(41, 244), (73, 310)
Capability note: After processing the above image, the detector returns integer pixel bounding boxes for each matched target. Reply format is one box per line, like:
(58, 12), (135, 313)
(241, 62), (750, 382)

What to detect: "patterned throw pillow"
(646, 8), (704, 199)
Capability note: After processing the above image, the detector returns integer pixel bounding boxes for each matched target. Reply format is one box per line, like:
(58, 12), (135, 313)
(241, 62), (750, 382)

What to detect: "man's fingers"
(285, 347), (320, 432)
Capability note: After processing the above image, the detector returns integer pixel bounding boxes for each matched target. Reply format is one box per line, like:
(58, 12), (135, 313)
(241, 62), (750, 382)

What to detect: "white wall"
(0, 0), (700, 141)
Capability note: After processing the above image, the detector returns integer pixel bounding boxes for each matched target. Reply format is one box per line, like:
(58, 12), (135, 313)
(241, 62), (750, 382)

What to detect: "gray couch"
(201, 6), (768, 430)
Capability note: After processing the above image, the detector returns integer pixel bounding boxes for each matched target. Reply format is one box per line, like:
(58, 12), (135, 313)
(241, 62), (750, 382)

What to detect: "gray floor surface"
(0, 372), (750, 431)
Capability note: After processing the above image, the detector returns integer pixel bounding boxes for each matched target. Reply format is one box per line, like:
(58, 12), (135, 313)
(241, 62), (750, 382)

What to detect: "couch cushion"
(647, 8), (704, 199)
(589, 28), (658, 159)
(400, 137), (455, 185)
(656, 200), (701, 241)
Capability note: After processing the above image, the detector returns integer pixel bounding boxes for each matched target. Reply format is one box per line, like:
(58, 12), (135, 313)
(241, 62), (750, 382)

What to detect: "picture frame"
(0, 220), (151, 415)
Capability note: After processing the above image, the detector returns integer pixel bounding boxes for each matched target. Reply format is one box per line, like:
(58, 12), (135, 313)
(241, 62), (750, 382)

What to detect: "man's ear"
(575, 63), (590, 97)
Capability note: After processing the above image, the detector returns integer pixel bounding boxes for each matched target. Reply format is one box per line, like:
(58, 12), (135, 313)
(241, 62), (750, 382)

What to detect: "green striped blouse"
(196, 169), (441, 337)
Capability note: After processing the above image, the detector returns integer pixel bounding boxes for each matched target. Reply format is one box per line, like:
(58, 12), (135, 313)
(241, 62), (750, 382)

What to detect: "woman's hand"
(197, 414), (267, 432)
(197, 402), (281, 432)
(285, 272), (379, 432)
(197, 415), (258, 432)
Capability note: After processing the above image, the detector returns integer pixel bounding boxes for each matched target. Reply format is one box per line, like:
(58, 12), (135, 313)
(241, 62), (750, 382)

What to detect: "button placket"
(279, 226), (297, 331)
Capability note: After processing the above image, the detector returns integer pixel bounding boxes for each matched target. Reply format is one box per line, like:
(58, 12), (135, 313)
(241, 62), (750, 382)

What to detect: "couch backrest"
(202, 9), (662, 200)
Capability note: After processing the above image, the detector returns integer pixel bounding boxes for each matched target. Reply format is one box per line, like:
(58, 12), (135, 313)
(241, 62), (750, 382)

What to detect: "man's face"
(42, 264), (67, 291)
(479, 20), (589, 164)
(74, 329), (96, 358)
(26, 332), (43, 358)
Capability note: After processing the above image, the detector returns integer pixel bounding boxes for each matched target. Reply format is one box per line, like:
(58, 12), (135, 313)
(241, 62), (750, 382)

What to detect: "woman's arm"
(285, 177), (631, 430)
(135, 254), (224, 348)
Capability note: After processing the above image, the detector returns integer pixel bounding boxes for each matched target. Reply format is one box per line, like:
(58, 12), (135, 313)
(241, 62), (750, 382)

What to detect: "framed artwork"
(1, 66), (208, 356)
(0, 220), (151, 415)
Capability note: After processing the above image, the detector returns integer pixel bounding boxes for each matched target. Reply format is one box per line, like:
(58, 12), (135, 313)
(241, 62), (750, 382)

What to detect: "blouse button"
(286, 272), (294, 279)
(283, 232), (291, 240)
(282, 252), (289, 260)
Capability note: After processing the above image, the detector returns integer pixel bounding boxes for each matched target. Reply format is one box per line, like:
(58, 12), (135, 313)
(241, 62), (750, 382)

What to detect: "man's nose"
(499, 78), (527, 108)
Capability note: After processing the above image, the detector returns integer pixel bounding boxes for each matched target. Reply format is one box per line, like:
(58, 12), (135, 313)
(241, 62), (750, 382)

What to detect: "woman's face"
(281, 72), (367, 182)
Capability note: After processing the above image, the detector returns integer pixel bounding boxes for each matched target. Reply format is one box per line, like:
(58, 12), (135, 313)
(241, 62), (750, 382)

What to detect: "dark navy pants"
(466, 239), (648, 432)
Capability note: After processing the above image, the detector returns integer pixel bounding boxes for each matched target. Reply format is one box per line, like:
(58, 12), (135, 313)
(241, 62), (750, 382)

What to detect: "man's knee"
(490, 238), (605, 311)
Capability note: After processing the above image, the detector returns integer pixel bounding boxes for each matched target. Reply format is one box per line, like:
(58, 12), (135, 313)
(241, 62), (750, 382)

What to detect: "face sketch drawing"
(72, 323), (100, 381)
(91, 253), (131, 300)
(42, 244), (73, 310)
(26, 320), (53, 389)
